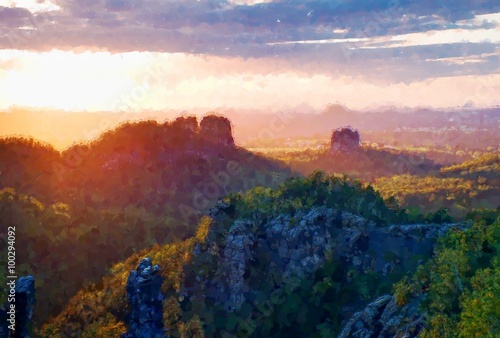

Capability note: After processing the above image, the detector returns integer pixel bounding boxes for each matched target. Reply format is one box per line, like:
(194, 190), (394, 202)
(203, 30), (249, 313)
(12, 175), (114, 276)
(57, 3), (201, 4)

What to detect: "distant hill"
(291, 146), (439, 181)
(375, 152), (500, 217)
(1, 115), (290, 226)
(228, 105), (500, 146)
(440, 152), (500, 178)
(1, 105), (499, 150)
(264, 128), (441, 181)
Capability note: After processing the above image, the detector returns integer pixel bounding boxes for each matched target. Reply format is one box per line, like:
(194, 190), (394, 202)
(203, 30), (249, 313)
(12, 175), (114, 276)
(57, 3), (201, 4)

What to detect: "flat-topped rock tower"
(330, 127), (360, 153)
(167, 114), (235, 147)
(199, 115), (235, 147)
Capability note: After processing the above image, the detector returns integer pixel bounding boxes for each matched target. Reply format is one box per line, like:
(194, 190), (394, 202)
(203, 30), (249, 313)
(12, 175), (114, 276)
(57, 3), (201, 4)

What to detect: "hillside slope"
(375, 152), (500, 217)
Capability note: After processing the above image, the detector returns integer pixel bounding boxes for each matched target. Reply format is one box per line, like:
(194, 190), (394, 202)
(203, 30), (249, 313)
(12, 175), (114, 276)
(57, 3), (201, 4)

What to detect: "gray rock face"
(122, 258), (167, 338)
(330, 127), (361, 152)
(14, 276), (36, 338)
(201, 207), (339, 311)
(218, 220), (255, 310)
(199, 115), (235, 147)
(190, 205), (462, 313)
(338, 295), (426, 338)
(0, 275), (35, 338)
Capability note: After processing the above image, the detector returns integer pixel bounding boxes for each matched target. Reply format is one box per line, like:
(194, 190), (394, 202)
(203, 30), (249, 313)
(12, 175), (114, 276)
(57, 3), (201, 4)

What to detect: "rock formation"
(14, 276), (36, 338)
(171, 116), (199, 134)
(122, 258), (167, 338)
(338, 295), (426, 337)
(330, 127), (360, 152)
(188, 203), (466, 313)
(199, 115), (235, 147)
(167, 114), (235, 148)
(0, 275), (36, 338)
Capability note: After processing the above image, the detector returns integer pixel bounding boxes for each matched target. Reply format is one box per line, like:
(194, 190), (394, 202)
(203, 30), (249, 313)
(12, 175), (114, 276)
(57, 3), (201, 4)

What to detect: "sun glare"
(0, 49), (499, 112)
(0, 50), (157, 111)
(0, 0), (60, 12)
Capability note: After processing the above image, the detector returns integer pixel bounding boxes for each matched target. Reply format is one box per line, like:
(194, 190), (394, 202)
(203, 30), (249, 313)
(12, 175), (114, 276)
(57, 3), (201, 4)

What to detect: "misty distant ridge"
(0, 104), (498, 149)
(228, 104), (500, 142)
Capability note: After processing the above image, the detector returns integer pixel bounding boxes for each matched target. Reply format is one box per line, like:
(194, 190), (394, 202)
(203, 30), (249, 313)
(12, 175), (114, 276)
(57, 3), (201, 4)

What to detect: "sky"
(0, 0), (499, 111)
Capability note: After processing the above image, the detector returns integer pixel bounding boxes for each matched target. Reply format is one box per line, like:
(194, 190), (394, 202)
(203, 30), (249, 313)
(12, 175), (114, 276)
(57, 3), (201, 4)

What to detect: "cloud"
(0, 49), (498, 111)
(1, 1), (498, 55)
(0, 0), (498, 100)
(226, 0), (275, 5)
(425, 52), (499, 65)
(0, 6), (33, 25)
(358, 28), (500, 49)
(456, 12), (500, 27)
(0, 0), (60, 13)
(267, 37), (370, 45)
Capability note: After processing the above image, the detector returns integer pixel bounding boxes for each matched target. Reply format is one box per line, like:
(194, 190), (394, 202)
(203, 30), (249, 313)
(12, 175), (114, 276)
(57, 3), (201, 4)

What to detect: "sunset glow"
(0, 0), (498, 112)
(0, 49), (499, 112)
(0, 0), (60, 13)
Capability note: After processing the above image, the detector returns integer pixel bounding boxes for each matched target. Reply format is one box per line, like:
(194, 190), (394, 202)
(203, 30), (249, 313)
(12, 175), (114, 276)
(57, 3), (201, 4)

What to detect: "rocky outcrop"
(0, 275), (36, 338)
(166, 114), (235, 148)
(330, 127), (360, 152)
(122, 258), (167, 338)
(189, 204), (464, 313)
(14, 276), (36, 338)
(338, 295), (426, 338)
(196, 207), (341, 311)
(167, 116), (200, 148)
(199, 115), (235, 147)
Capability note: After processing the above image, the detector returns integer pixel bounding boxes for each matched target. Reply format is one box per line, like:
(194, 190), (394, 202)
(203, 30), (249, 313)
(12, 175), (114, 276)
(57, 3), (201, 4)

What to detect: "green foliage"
(393, 277), (412, 307)
(221, 170), (411, 227)
(179, 315), (205, 338)
(3, 128), (498, 337)
(0, 188), (184, 324)
(375, 151), (500, 219)
(38, 232), (203, 337)
(440, 152), (500, 176)
(0, 123), (291, 327)
(81, 313), (126, 338)
(406, 213), (500, 337)
(268, 145), (439, 182)
(458, 263), (500, 338)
